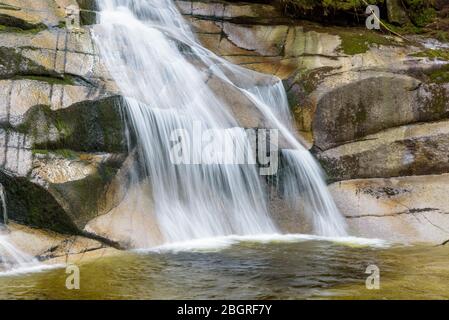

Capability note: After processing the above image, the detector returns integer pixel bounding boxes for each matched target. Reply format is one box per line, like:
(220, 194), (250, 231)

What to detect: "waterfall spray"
(93, 0), (347, 244)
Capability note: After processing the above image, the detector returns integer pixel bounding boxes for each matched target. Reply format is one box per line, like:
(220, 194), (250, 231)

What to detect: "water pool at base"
(0, 238), (448, 299)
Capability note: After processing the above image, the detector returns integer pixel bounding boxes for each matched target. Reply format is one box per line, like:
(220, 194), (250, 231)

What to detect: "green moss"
(12, 75), (76, 85)
(427, 64), (449, 84)
(21, 97), (126, 153)
(411, 49), (449, 61)
(0, 47), (49, 78)
(54, 149), (78, 159)
(0, 171), (80, 234)
(32, 148), (80, 159)
(31, 149), (49, 156)
(295, 66), (336, 93)
(76, 0), (99, 11)
(0, 23), (46, 34)
(0, 3), (20, 11)
(278, 0), (384, 13)
(403, 0), (437, 27)
(428, 85), (447, 114)
(338, 30), (395, 55)
(435, 31), (449, 43)
(54, 118), (70, 135)
(382, 19), (424, 35)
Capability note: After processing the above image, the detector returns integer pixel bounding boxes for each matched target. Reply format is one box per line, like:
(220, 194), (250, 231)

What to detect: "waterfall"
(0, 184), (38, 273)
(93, 0), (347, 244)
(0, 184), (7, 225)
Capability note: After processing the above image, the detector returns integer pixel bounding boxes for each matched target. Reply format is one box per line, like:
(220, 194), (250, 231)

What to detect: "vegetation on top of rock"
(277, 0), (384, 13)
(0, 22), (46, 34)
(32, 149), (80, 159)
(404, 0), (438, 27)
(12, 75), (77, 86)
(275, 0), (449, 41)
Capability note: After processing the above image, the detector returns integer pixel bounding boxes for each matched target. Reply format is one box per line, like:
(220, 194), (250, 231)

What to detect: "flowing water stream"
(93, 0), (347, 245)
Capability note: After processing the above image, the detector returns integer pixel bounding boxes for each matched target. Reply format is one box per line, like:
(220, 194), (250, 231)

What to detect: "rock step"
(318, 119), (449, 181)
(330, 173), (449, 244)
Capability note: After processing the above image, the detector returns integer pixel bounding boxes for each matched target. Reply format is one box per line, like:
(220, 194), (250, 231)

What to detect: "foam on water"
(143, 234), (389, 253)
(0, 261), (62, 277)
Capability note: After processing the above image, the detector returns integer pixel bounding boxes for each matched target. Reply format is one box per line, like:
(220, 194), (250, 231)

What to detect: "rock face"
(0, 0), (130, 251)
(318, 120), (449, 181)
(330, 174), (449, 244)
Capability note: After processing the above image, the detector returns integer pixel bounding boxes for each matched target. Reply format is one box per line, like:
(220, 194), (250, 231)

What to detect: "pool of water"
(0, 236), (448, 299)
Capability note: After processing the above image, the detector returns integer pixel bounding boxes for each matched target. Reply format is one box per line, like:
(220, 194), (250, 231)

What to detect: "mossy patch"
(0, 21), (46, 34)
(12, 75), (76, 85)
(403, 0), (437, 27)
(32, 148), (79, 159)
(0, 171), (80, 234)
(411, 49), (449, 61)
(427, 64), (449, 84)
(0, 47), (50, 78)
(20, 96), (127, 153)
(293, 66), (336, 93)
(31, 149), (49, 156)
(337, 29), (397, 55)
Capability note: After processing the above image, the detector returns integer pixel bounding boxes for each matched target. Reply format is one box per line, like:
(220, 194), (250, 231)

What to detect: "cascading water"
(0, 184), (38, 273)
(0, 184), (7, 225)
(93, 0), (347, 244)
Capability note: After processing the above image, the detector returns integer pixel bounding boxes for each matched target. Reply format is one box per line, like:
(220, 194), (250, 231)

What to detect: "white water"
(0, 184), (39, 274)
(94, 0), (347, 244)
(146, 234), (389, 254)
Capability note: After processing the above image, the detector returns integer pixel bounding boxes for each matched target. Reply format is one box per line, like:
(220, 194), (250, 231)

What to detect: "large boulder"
(318, 120), (449, 181)
(331, 174), (449, 244)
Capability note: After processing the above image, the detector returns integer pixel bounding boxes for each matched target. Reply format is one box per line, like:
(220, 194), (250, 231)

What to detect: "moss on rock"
(428, 65), (449, 83)
(0, 171), (79, 234)
(337, 29), (396, 55)
(19, 96), (128, 153)
(49, 163), (119, 229)
(0, 47), (53, 78)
